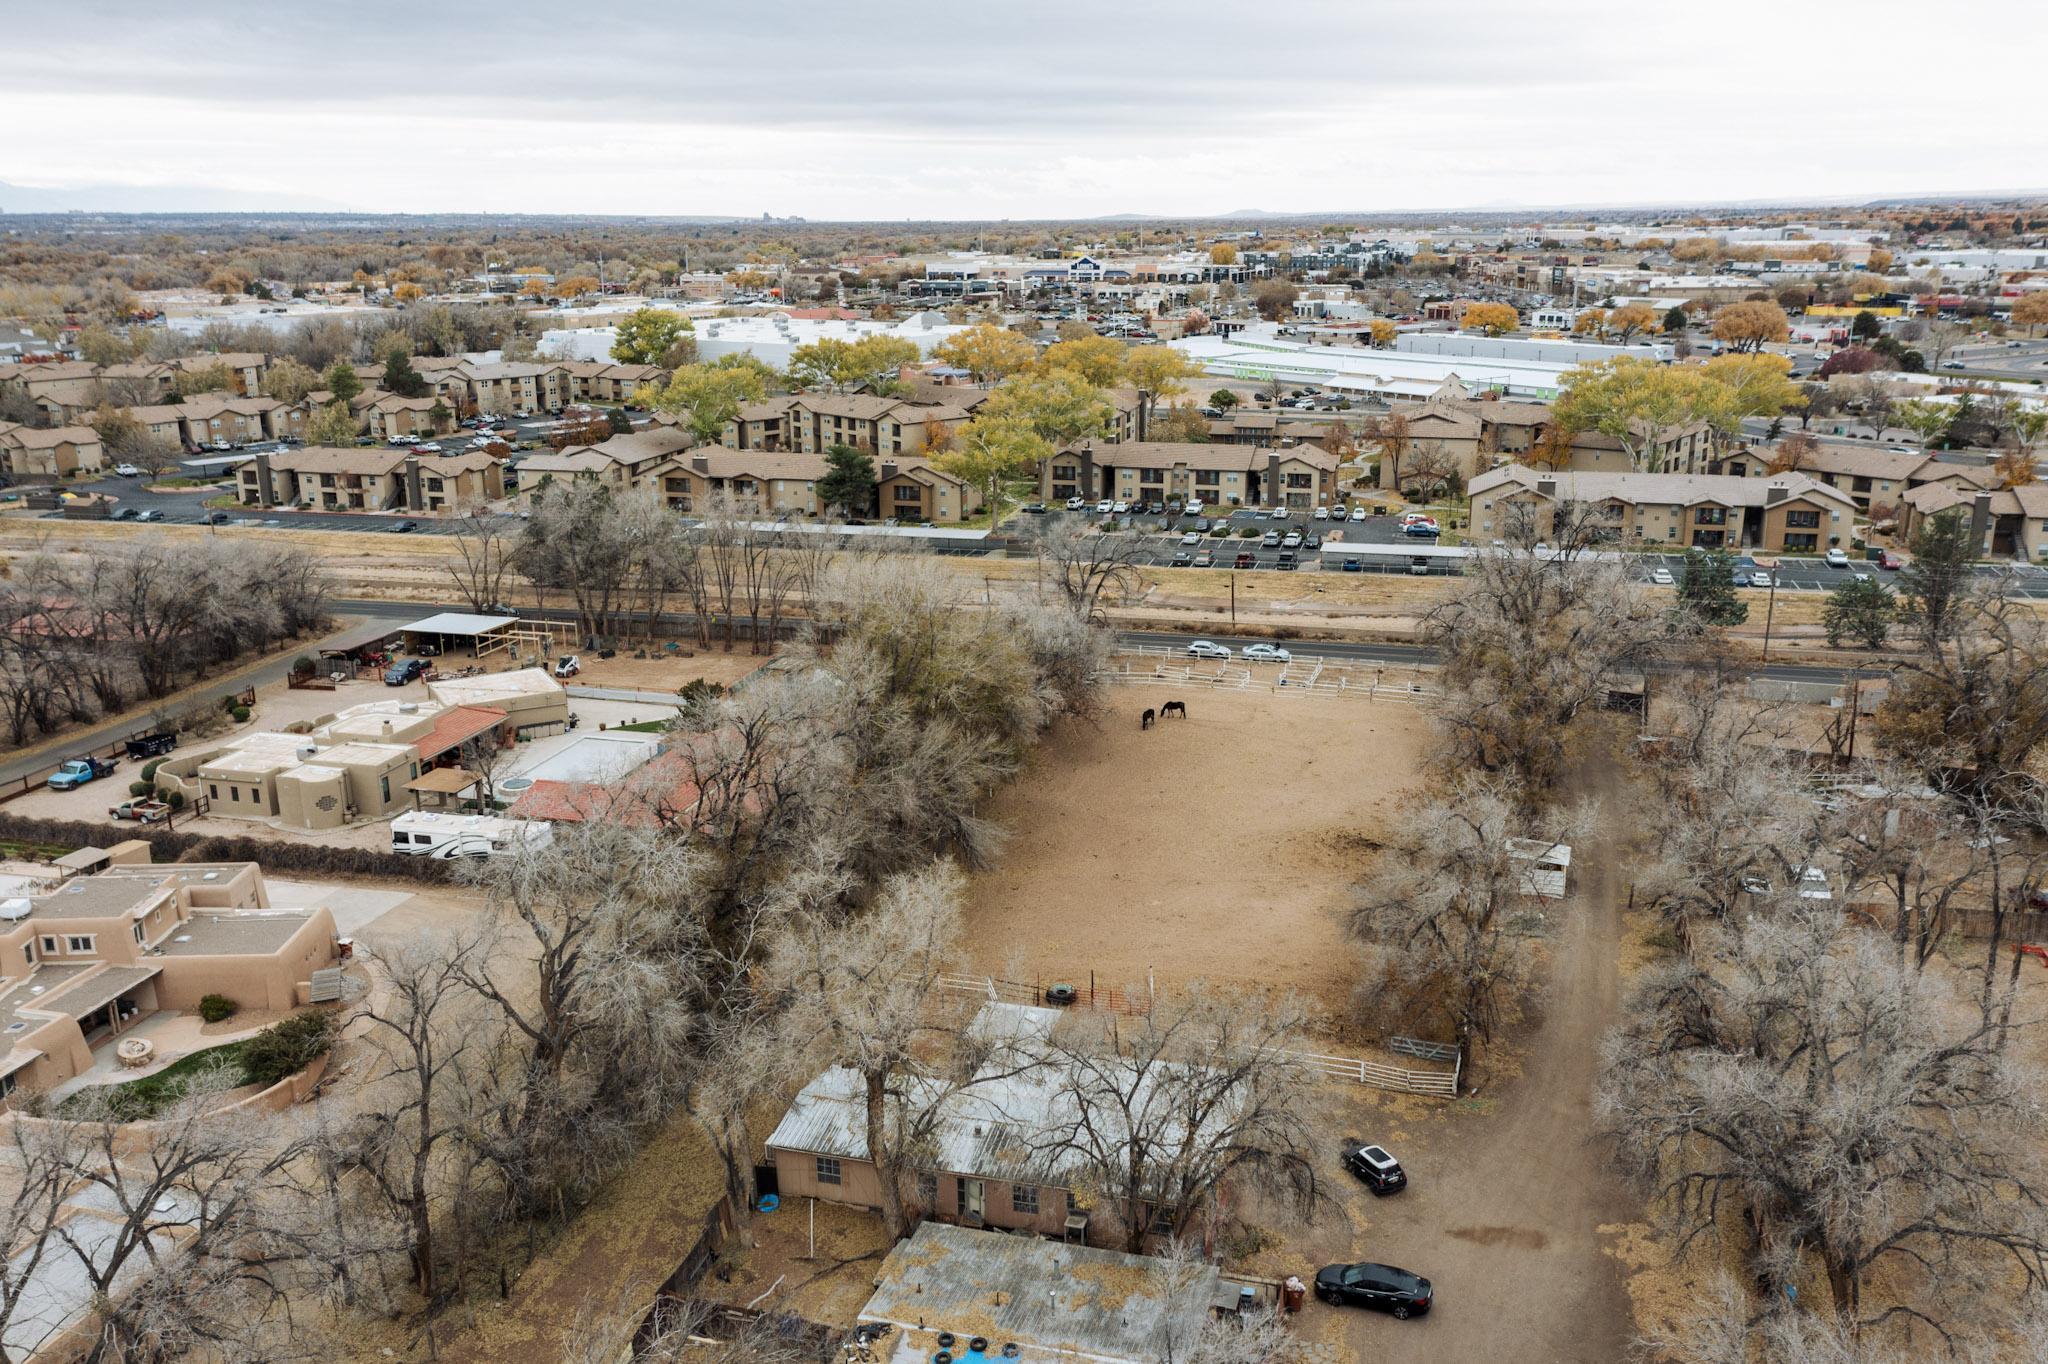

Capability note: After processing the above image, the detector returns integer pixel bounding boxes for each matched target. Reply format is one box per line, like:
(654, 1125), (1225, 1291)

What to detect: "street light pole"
(1761, 572), (1778, 662)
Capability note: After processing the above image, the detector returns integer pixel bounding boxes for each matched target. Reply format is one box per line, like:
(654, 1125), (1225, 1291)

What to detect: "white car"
(1824, 548), (1850, 567)
(1651, 568), (1675, 585)
(113, 463), (142, 477)
(1313, 506), (1330, 520)
(1242, 643), (1292, 663)
(1750, 571), (1773, 588)
(1350, 507), (1368, 522)
(1111, 500), (1131, 514)
(1095, 500), (1115, 514)
(1180, 531), (1202, 545)
(1282, 532), (1303, 549)
(1186, 640), (1233, 660)
(1268, 507), (1290, 519)
(1066, 496), (1088, 510)
(1184, 500), (1205, 516)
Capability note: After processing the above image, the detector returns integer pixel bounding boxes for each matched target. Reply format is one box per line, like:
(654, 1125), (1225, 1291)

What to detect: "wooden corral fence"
(934, 973), (1461, 1097)
(1100, 661), (1433, 703)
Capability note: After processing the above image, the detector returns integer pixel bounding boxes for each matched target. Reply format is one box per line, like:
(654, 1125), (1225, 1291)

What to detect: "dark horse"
(1161, 700), (1187, 719)
(1141, 708), (1156, 730)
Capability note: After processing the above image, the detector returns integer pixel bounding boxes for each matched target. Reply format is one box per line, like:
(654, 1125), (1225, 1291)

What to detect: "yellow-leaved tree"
(1462, 302), (1519, 336)
(932, 322), (1037, 384)
(935, 412), (1052, 527)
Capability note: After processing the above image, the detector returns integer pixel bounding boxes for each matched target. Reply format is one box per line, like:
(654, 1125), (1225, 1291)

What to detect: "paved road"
(0, 604), (420, 786)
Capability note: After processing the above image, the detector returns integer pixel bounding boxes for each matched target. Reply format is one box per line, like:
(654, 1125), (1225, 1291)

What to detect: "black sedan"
(1342, 1143), (1407, 1195)
(1315, 1262), (1432, 1318)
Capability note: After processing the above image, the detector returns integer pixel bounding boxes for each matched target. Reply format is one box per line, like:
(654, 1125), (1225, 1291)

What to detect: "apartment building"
(519, 427), (697, 503)
(0, 423), (106, 479)
(0, 854), (340, 1105)
(784, 394), (971, 455)
(465, 361), (569, 415)
(363, 394), (455, 440)
(553, 360), (669, 403)
(166, 352), (270, 397)
(1469, 465), (1858, 552)
(236, 447), (503, 512)
(1718, 443), (1992, 520)
(1045, 439), (1339, 512)
(1899, 484), (2048, 561)
(721, 396), (800, 450)
(655, 448), (977, 520)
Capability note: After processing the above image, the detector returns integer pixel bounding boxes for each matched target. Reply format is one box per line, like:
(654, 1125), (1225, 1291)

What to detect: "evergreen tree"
(817, 444), (877, 516)
(1676, 548), (1748, 626)
(1662, 305), (1689, 334)
(322, 361), (362, 405)
(383, 347), (429, 398)
(1897, 509), (1977, 649)
(1822, 575), (1896, 649)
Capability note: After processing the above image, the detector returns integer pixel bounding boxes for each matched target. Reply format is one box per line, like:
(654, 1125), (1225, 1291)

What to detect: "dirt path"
(1290, 747), (1637, 1363)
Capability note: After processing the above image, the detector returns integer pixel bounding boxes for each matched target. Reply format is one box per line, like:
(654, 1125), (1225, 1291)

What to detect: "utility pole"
(1229, 572), (1236, 627)
(1761, 572), (1779, 662)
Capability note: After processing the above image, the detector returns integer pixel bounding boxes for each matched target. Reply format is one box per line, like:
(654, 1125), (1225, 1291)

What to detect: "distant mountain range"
(0, 180), (354, 214)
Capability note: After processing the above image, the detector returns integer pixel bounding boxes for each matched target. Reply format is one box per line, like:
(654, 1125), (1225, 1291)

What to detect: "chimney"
(253, 451), (274, 509)
(1266, 451), (1281, 508)
(1536, 477), (1557, 500)
(1765, 482), (1789, 505)
(691, 454), (709, 474)
(405, 455), (423, 510)
(880, 461), (899, 482)
(1970, 490), (1993, 547)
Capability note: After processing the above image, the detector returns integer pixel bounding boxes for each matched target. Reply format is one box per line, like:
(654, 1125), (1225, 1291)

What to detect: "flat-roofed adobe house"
(1469, 464), (1859, 552)
(0, 851), (340, 1107)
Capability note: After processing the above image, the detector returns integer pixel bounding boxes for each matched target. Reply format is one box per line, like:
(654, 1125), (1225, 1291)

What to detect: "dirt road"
(1280, 749), (1638, 1363)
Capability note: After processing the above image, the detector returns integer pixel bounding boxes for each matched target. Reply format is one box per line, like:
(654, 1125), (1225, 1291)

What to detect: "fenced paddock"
(1101, 656), (1435, 703)
(934, 973), (1461, 1097)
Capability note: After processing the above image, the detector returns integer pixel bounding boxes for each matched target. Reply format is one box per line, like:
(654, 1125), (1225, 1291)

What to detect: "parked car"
(205, 511), (230, 525)
(1111, 501), (1131, 514)
(1195, 518), (1212, 532)
(1171, 551), (1192, 566)
(1242, 643), (1292, 663)
(1234, 552), (1255, 568)
(553, 654), (582, 678)
(1313, 506), (1330, 520)
(48, 756), (118, 791)
(1184, 500), (1205, 516)
(112, 507), (138, 521)
(1180, 531), (1202, 545)
(383, 659), (428, 686)
(113, 463), (142, 477)
(107, 799), (170, 824)
(1095, 500), (1114, 514)
(1342, 1143), (1407, 1194)
(1019, 502), (1049, 514)
(1282, 531), (1303, 549)
(392, 519), (419, 533)
(1066, 496), (1089, 510)
(1401, 522), (1439, 539)
(1186, 640), (1233, 659)
(135, 509), (164, 522)
(1349, 507), (1368, 522)
(1267, 506), (1290, 519)
(1878, 550), (1904, 570)
(1276, 550), (1296, 569)
(1341, 556), (1363, 571)
(1749, 570), (1773, 588)
(1261, 531), (1281, 547)
(1651, 568), (1675, 585)
(1315, 1262), (1432, 1318)
(1192, 551), (1213, 567)
(1824, 547), (1850, 567)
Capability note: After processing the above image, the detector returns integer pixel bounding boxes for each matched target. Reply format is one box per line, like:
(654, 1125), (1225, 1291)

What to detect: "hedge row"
(0, 815), (456, 884)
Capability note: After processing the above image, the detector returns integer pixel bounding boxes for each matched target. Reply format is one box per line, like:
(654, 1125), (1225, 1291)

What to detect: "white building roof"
(402, 612), (518, 637)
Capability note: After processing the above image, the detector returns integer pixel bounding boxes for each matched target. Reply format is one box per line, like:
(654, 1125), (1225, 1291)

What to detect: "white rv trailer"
(390, 812), (553, 860)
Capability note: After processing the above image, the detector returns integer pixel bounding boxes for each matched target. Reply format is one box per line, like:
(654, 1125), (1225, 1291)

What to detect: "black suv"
(1315, 1262), (1431, 1318)
(1343, 1143), (1407, 1195)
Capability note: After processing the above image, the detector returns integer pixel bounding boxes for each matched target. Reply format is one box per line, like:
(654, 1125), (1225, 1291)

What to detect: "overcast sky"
(4, 0), (2042, 218)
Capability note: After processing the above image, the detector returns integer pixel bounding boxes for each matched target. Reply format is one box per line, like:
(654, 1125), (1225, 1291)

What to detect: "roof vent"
(0, 899), (30, 922)
(201, 871), (219, 881)
(4, 1023), (26, 1034)
(173, 935), (192, 943)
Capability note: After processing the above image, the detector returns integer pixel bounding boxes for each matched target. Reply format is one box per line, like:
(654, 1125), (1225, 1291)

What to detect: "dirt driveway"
(1247, 749), (1637, 1363)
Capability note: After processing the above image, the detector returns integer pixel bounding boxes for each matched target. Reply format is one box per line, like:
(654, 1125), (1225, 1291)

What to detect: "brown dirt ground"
(699, 1197), (894, 1327)
(961, 687), (1429, 1019)
(567, 648), (770, 692)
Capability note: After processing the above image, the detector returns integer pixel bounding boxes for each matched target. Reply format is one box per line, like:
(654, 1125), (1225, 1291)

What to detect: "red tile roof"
(416, 706), (508, 761)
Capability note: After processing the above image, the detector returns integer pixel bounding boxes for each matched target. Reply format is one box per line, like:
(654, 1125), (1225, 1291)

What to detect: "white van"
(390, 812), (553, 860)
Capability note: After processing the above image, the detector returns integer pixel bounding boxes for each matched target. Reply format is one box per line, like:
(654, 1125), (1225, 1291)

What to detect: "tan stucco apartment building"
(1469, 464), (1860, 552)
(1045, 439), (1339, 512)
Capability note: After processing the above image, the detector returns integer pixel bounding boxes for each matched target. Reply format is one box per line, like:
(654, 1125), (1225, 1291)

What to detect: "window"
(1784, 509), (1820, 529)
(894, 485), (921, 502)
(1693, 507), (1727, 525)
(815, 1156), (842, 1186)
(380, 775), (392, 803)
(0, 1072), (15, 1100)
(1195, 470), (1220, 486)
(208, 784), (219, 800)
(1010, 1184), (1039, 1215)
(1140, 468), (1164, 485)
(132, 922), (146, 944)
(66, 935), (94, 954)
(230, 786), (240, 802)
(40, 936), (57, 955)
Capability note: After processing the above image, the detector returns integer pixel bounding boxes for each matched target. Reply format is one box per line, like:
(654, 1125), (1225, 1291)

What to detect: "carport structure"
(398, 611), (555, 660)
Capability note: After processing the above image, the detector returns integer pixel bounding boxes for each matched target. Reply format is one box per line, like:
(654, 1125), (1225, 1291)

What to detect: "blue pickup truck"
(48, 756), (118, 791)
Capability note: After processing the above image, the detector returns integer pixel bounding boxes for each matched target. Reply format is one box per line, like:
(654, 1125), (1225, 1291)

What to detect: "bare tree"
(1033, 517), (1149, 624)
(1352, 776), (1569, 1081)
(444, 506), (516, 613)
(1425, 501), (1670, 795)
(1598, 908), (2048, 1338)
(1036, 988), (1320, 1254)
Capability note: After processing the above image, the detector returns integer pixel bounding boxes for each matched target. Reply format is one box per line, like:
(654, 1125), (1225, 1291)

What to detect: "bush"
(240, 1011), (334, 1088)
(165, 791), (185, 810)
(128, 781), (154, 798)
(198, 993), (238, 1023)
(230, 705), (251, 723)
(0, 815), (455, 882)
(140, 760), (163, 782)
